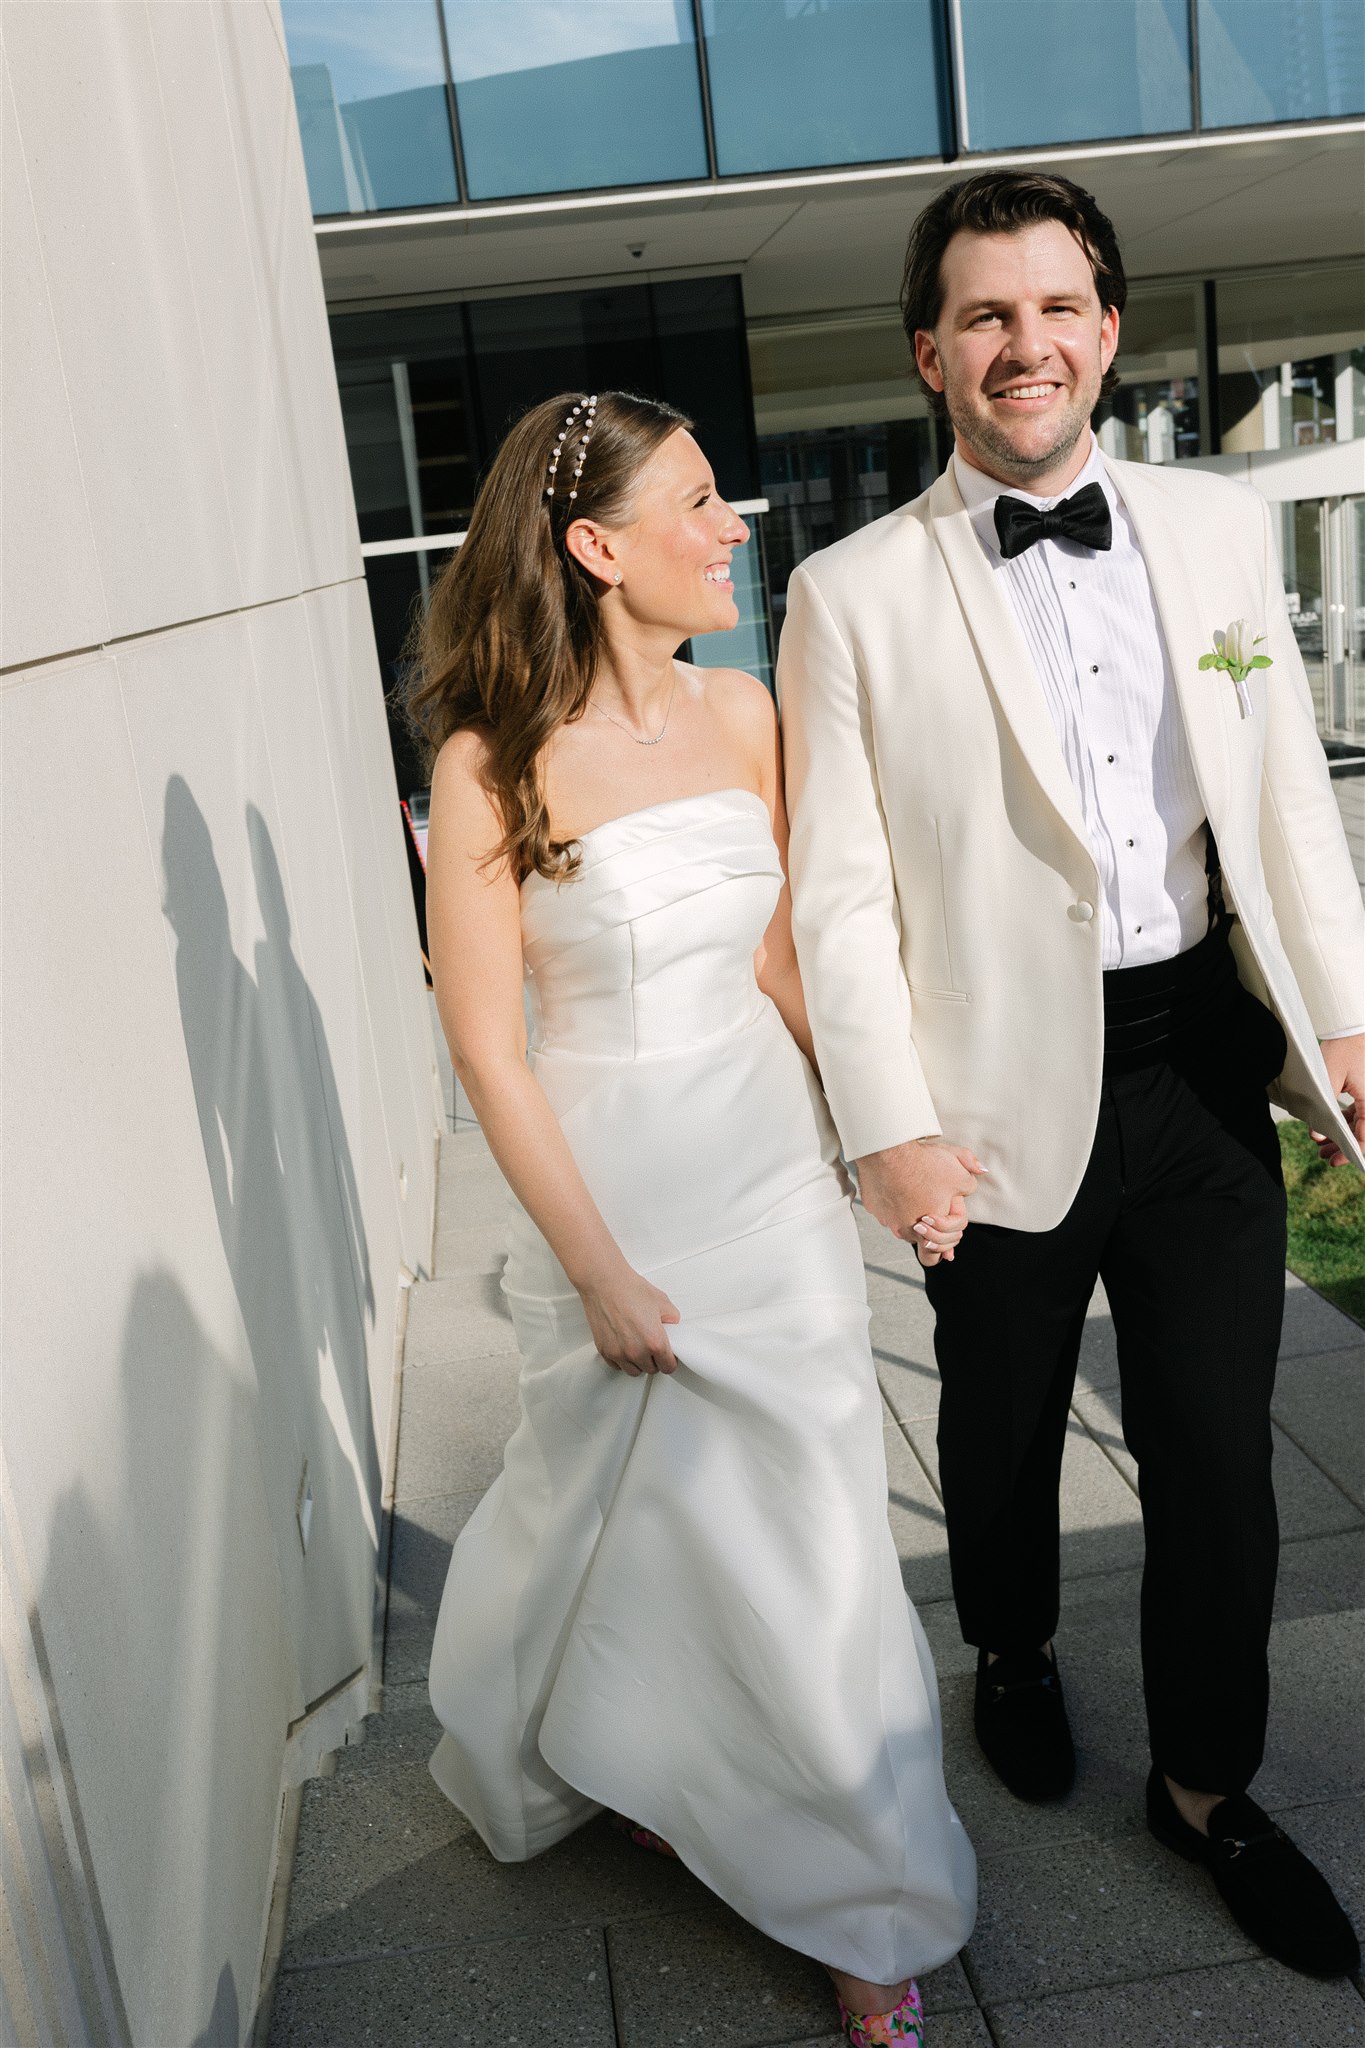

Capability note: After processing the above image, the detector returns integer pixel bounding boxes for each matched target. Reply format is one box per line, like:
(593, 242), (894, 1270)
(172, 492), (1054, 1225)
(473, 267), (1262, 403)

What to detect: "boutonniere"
(1199, 618), (1271, 720)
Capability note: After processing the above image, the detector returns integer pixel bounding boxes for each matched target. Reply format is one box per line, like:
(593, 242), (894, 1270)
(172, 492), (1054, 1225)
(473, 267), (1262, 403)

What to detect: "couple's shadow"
(162, 775), (380, 1694)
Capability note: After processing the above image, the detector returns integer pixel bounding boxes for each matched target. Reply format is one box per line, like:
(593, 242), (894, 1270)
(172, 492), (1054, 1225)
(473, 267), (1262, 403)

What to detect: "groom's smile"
(914, 217), (1120, 493)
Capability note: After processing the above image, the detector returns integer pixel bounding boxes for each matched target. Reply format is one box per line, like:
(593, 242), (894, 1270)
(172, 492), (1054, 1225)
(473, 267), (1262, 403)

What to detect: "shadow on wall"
(29, 1272), (262, 2046)
(161, 776), (381, 1704)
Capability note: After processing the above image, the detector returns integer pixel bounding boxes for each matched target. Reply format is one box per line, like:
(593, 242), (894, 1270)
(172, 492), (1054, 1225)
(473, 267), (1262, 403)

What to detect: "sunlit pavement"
(265, 1115), (1365, 2047)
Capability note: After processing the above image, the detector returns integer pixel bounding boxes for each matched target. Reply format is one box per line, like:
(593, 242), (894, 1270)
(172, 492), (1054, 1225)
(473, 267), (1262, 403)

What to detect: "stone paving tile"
(1070, 1382), (1362, 1541)
(1272, 1346), (1365, 1513)
(1258, 1611), (1365, 1807)
(871, 1290), (941, 1427)
(985, 1956), (1365, 2046)
(384, 1489), (482, 1685)
(903, 1415), (1146, 1582)
(938, 1665), (1148, 1860)
(328, 1699), (443, 1783)
(605, 1902), (977, 2048)
(932, 1560), (1365, 1831)
(387, 1490), (484, 1628)
(434, 1144), (509, 1277)
(1066, 1382), (1138, 1490)
(269, 1923), (614, 2047)
(404, 1271), (518, 1368)
(394, 1350), (519, 1503)
(1278, 1277), (1363, 1361)
(1274, 1527), (1365, 1622)
(283, 1771), (703, 1970)
(963, 1829), (1257, 2005)
(1273, 1795), (1365, 1936)
(884, 1423), (954, 1606)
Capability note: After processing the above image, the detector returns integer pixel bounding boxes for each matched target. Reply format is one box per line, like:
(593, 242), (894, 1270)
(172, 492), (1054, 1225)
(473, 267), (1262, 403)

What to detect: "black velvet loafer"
(1147, 1768), (1360, 1978)
(973, 1644), (1075, 1802)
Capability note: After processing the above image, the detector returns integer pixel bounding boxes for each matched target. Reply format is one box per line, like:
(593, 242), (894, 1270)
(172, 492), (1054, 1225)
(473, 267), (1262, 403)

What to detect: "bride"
(409, 389), (977, 2043)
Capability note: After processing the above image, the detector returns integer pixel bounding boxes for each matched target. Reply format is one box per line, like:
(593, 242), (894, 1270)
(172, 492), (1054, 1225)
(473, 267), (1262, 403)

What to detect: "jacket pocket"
(908, 984), (969, 1004)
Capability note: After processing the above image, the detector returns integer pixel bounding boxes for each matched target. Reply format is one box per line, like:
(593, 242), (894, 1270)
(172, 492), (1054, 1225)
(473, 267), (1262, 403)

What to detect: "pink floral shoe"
(836, 1978), (924, 2046)
(608, 1811), (679, 1859)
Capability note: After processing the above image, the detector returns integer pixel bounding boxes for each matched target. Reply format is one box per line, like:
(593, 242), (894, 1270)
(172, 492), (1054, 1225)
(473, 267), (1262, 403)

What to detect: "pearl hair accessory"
(545, 394), (599, 502)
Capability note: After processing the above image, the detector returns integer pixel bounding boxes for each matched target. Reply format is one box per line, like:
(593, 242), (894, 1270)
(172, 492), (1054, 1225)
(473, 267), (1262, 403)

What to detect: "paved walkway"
(267, 1121), (1365, 2047)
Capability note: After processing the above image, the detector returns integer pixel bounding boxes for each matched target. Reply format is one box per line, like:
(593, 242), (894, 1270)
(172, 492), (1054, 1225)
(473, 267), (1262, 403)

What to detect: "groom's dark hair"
(901, 171), (1127, 416)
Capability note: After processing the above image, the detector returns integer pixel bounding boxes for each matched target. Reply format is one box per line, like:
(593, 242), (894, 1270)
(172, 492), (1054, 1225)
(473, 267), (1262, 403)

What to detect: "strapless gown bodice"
(521, 787), (777, 1060)
(509, 789), (845, 1286)
(427, 788), (976, 1986)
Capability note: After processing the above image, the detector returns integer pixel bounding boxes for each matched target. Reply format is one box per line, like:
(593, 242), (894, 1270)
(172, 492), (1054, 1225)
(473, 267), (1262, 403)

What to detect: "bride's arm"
(733, 679), (817, 1070)
(426, 733), (679, 1375)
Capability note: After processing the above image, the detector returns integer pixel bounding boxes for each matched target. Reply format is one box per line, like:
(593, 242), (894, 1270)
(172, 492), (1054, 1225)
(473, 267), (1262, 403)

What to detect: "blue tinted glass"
(281, 1), (458, 214)
(443, 0), (708, 199)
(701, 0), (949, 174)
(1197, 1), (1364, 125)
(960, 0), (1191, 149)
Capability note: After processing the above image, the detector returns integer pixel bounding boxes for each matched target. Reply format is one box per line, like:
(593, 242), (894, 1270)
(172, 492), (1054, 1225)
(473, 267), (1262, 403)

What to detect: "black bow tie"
(993, 481), (1112, 560)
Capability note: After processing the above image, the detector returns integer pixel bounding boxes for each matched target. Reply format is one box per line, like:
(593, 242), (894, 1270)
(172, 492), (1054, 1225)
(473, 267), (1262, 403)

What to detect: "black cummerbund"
(1102, 917), (1242, 1071)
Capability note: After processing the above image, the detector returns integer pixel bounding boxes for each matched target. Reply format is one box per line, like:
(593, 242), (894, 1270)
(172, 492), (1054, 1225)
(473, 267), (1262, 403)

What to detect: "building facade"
(282, 0), (1364, 863)
(1, 7), (438, 2040)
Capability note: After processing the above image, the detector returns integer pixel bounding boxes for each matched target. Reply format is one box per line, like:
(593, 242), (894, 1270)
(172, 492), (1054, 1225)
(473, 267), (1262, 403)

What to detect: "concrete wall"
(0, 5), (439, 2041)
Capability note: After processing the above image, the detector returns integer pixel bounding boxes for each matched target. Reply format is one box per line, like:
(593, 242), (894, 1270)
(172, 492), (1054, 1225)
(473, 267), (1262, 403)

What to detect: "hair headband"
(545, 395), (598, 503)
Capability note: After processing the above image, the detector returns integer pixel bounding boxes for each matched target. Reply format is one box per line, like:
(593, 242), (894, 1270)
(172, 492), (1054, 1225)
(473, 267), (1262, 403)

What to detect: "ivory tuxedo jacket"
(777, 452), (1365, 1231)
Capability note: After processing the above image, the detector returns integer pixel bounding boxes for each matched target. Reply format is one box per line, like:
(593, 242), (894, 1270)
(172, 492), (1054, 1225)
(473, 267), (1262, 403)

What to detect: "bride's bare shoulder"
(693, 664), (777, 739)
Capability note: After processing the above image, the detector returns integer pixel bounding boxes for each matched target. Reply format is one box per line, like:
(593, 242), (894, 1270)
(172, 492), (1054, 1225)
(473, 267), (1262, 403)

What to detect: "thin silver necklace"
(589, 673), (678, 747)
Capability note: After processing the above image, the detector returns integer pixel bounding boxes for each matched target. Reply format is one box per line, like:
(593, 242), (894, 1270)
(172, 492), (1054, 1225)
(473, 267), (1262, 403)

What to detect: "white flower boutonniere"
(1199, 618), (1271, 720)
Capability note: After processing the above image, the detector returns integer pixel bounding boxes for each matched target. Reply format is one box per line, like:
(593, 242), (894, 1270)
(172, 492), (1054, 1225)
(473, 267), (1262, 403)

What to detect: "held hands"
(855, 1136), (988, 1268)
(1313, 1033), (1365, 1167)
(578, 1257), (681, 1376)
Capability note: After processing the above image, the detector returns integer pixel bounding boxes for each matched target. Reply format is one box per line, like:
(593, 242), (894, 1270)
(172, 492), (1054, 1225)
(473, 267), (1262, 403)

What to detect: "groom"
(777, 169), (1364, 1978)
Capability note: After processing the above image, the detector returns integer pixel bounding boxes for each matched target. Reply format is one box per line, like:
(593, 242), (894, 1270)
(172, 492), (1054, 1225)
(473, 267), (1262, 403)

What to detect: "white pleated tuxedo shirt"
(953, 435), (1209, 971)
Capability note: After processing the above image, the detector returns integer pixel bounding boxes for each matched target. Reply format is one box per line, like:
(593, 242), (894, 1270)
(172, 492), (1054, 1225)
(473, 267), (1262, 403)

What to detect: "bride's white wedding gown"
(426, 787), (976, 1982)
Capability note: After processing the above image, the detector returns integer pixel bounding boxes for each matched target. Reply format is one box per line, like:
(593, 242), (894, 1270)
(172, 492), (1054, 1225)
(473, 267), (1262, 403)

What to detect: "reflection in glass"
(701, 0), (948, 176)
(1197, 1), (1364, 127)
(443, 0), (707, 198)
(959, 0), (1190, 149)
(1096, 284), (1201, 464)
(281, 1), (458, 214)
(747, 310), (923, 436)
(1217, 266), (1365, 454)
(329, 306), (479, 542)
(758, 420), (947, 645)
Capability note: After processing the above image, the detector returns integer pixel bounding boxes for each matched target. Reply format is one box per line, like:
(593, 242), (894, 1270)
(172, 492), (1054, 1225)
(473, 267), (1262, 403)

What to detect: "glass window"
(1196, 1), (1364, 127)
(1096, 284), (1202, 464)
(443, 0), (708, 199)
(701, 0), (949, 176)
(281, 1), (459, 214)
(1217, 265), (1365, 453)
(747, 309), (923, 436)
(959, 0), (1191, 150)
(329, 305), (480, 541)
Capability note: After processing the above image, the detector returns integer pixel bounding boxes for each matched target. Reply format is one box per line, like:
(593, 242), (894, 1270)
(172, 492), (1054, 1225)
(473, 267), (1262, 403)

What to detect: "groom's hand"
(855, 1137), (987, 1254)
(1313, 1032), (1364, 1165)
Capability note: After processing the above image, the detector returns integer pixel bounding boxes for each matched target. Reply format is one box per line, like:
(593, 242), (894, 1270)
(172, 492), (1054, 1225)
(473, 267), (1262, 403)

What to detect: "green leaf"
(1250, 655), (1273, 669)
(1198, 653), (1220, 670)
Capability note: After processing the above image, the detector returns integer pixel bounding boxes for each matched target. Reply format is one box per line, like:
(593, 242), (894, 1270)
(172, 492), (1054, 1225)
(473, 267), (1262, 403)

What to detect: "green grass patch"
(1279, 1119), (1365, 1328)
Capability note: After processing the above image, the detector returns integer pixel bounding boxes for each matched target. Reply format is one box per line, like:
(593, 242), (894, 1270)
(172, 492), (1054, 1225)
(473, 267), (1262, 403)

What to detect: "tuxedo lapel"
(928, 466), (1091, 855)
(1101, 455), (1232, 832)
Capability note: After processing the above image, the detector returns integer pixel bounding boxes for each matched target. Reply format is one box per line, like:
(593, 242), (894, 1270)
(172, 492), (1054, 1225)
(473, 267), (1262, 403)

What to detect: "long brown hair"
(405, 389), (692, 881)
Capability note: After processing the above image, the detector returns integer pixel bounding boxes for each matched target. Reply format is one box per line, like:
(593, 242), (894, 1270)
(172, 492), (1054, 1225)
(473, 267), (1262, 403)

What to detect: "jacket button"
(1069, 901), (1095, 923)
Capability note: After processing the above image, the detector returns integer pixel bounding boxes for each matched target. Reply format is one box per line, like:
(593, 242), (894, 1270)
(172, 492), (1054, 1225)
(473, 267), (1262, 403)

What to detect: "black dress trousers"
(924, 987), (1289, 1794)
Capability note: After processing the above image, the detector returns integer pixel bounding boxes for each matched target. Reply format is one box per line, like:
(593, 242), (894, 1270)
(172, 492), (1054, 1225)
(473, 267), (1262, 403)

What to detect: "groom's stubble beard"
(940, 353), (1103, 489)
